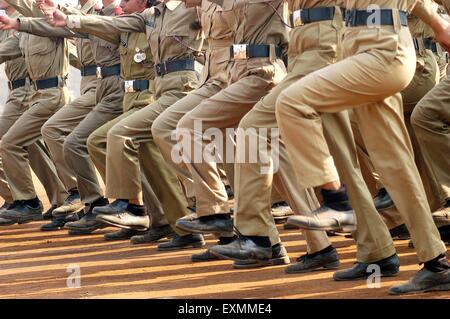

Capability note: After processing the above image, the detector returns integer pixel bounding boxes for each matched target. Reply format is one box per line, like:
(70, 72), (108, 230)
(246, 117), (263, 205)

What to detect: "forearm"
(18, 17), (87, 38)
(5, 0), (44, 18)
(67, 14), (145, 43)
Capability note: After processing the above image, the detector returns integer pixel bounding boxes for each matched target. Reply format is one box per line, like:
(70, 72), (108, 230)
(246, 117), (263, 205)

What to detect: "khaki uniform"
(352, 15), (443, 212)
(86, 24), (167, 226)
(233, 1), (396, 257)
(67, 2), (202, 233)
(18, 1), (99, 196)
(411, 0), (450, 207)
(177, 0), (318, 242)
(276, 0), (447, 262)
(0, 11), (66, 206)
(151, 0), (235, 207)
(0, 0), (69, 202)
(61, 1), (124, 205)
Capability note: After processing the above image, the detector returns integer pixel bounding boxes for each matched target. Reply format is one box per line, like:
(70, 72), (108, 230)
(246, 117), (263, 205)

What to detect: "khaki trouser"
(177, 57), (288, 220)
(63, 75), (123, 205)
(352, 49), (443, 211)
(1, 86), (69, 202)
(276, 25), (446, 263)
(87, 89), (168, 228)
(0, 85), (67, 205)
(41, 76), (98, 194)
(411, 74), (450, 205)
(234, 18), (390, 257)
(105, 71), (197, 235)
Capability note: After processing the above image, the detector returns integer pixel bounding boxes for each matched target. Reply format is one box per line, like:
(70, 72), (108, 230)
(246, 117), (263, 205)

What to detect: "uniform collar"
(156, 1), (182, 12)
(80, 0), (98, 13)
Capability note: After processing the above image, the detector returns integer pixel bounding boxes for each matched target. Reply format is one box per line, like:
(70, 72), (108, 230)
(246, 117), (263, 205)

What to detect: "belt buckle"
(96, 67), (102, 79)
(233, 44), (247, 60)
(292, 10), (302, 27)
(156, 61), (168, 76)
(124, 80), (135, 93)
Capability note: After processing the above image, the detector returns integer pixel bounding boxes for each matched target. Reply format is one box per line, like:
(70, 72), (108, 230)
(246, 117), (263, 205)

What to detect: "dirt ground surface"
(0, 180), (449, 299)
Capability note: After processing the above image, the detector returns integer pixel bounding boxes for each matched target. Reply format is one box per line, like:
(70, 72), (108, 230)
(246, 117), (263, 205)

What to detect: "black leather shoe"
(191, 249), (221, 262)
(52, 191), (83, 217)
(389, 224), (410, 240)
(176, 214), (233, 234)
(374, 188), (394, 211)
(389, 268), (450, 295)
(96, 211), (149, 230)
(333, 254), (400, 281)
(157, 233), (205, 251)
(42, 205), (57, 220)
(0, 217), (16, 226)
(233, 243), (290, 269)
(130, 224), (175, 245)
(65, 212), (107, 235)
(1, 200), (43, 224)
(41, 212), (79, 231)
(104, 228), (144, 241)
(92, 199), (129, 215)
(285, 248), (340, 274)
(209, 237), (272, 264)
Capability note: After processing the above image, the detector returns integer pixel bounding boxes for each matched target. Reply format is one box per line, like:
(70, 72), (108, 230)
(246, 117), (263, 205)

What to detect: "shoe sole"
(66, 225), (106, 235)
(95, 218), (149, 231)
(210, 250), (272, 266)
(40, 226), (65, 232)
(16, 214), (43, 224)
(157, 241), (205, 251)
(389, 282), (450, 295)
(286, 220), (357, 233)
(285, 260), (341, 274)
(175, 222), (233, 235)
(233, 256), (291, 269)
(333, 269), (400, 281)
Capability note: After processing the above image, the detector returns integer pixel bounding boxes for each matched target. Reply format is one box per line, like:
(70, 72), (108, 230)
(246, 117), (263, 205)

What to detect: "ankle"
(424, 254), (450, 272)
(127, 204), (146, 216)
(246, 236), (271, 248)
(199, 213), (230, 222)
(25, 197), (40, 208)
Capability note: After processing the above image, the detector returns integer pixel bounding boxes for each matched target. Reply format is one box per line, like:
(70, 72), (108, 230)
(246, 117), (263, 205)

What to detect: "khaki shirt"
(290, 0), (343, 10)
(210, 0), (288, 47)
(66, 1), (203, 65)
(0, 11), (28, 82)
(345, 0), (433, 12)
(3, 0), (69, 81)
(63, 1), (121, 68)
(186, 0), (236, 88)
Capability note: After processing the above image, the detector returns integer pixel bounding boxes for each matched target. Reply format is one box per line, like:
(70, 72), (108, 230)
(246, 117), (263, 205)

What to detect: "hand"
(0, 16), (19, 30)
(428, 14), (450, 52)
(46, 9), (68, 27)
(36, 0), (57, 12)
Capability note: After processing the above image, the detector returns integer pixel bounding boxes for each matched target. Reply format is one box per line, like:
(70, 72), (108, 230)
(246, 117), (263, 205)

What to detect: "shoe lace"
(296, 253), (310, 263)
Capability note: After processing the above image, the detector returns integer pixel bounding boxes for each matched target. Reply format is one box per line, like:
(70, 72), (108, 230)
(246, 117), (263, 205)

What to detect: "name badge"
(232, 44), (247, 60)
(134, 52), (147, 63)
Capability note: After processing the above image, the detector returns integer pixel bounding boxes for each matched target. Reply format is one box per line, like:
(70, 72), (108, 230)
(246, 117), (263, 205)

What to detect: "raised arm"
(66, 13), (146, 35)
(0, 32), (22, 65)
(18, 17), (88, 39)
(5, 0), (45, 18)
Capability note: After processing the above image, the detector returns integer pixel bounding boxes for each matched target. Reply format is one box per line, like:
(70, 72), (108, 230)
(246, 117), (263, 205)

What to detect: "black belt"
(8, 78), (27, 90)
(33, 76), (63, 90)
(124, 79), (150, 93)
(230, 44), (282, 60)
(80, 65), (98, 77)
(154, 59), (195, 76)
(423, 37), (439, 53)
(345, 9), (408, 27)
(97, 64), (121, 78)
(291, 7), (345, 26)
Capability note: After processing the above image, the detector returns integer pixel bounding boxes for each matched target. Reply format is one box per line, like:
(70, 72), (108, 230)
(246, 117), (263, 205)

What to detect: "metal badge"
(124, 80), (135, 93)
(292, 10), (302, 27)
(96, 67), (102, 79)
(232, 44), (247, 60)
(134, 53), (145, 63)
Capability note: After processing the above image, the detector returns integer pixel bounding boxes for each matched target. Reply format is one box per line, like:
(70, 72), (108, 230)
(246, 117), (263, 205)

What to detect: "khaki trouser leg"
(87, 106), (167, 227)
(411, 75), (450, 204)
(276, 29), (446, 262)
(63, 77), (123, 205)
(42, 87), (97, 192)
(177, 74), (276, 217)
(234, 69), (327, 253)
(0, 89), (66, 205)
(1, 87), (68, 201)
(106, 92), (190, 235)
